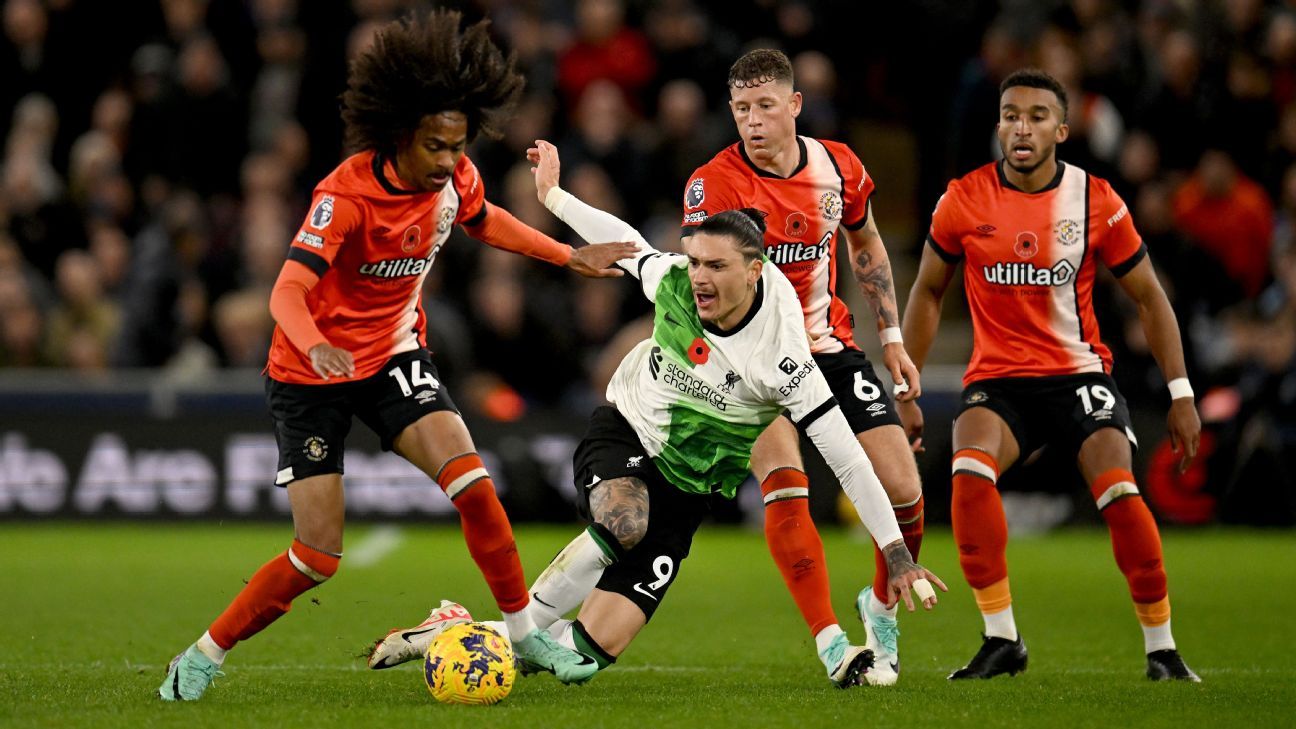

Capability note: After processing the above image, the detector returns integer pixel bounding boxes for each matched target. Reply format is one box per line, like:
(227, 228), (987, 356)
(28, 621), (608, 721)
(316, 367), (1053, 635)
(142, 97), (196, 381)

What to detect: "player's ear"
(1056, 121), (1069, 144)
(748, 257), (763, 286)
(789, 90), (803, 118)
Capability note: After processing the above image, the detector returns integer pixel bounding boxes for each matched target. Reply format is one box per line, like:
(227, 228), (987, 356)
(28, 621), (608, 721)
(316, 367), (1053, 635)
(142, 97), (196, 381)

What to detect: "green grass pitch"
(3, 523), (1294, 728)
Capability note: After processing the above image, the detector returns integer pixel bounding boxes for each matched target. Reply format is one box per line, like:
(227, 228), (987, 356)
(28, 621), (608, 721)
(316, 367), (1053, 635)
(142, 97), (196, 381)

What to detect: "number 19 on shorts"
(1075, 384), (1116, 414)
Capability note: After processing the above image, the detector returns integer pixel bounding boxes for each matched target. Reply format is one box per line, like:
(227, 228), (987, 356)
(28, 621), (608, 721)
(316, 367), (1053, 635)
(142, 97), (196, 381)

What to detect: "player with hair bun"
(368, 140), (945, 688)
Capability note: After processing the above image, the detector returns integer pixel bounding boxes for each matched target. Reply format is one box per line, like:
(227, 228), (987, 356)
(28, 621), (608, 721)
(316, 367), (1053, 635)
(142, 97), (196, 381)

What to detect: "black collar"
(703, 277), (764, 337)
(997, 159), (1066, 194)
(372, 152), (423, 196)
(738, 137), (808, 179)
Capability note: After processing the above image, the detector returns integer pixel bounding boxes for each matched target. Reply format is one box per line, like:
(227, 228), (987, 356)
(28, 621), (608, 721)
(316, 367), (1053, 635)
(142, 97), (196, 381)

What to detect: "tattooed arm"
(882, 539), (946, 611)
(843, 204), (920, 401)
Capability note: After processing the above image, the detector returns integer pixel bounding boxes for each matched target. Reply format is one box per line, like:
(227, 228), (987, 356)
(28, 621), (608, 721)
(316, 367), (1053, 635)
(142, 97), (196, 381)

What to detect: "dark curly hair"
(728, 49), (793, 90)
(1000, 68), (1069, 122)
(340, 9), (524, 155)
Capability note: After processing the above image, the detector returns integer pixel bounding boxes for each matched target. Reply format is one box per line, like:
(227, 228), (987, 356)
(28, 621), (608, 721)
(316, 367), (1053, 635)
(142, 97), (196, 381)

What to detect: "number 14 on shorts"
(389, 360), (441, 398)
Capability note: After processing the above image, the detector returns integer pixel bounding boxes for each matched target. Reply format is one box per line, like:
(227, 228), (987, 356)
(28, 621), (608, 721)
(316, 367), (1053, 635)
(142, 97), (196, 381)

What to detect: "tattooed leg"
(526, 477), (649, 630)
(589, 477), (650, 550)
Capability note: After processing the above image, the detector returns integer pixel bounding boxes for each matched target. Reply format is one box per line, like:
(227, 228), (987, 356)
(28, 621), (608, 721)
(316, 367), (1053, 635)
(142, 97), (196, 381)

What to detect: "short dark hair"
(696, 208), (767, 261)
(1000, 68), (1069, 121)
(728, 49), (794, 89)
(341, 9), (524, 154)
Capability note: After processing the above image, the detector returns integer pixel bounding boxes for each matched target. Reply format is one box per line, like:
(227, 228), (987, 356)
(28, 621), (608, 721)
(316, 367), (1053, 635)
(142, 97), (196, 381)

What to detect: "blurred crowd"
(1, 0), (1294, 513)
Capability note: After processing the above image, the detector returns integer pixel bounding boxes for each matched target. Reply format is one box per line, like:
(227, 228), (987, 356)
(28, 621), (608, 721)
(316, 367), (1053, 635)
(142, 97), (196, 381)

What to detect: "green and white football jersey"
(607, 251), (833, 498)
(545, 186), (901, 546)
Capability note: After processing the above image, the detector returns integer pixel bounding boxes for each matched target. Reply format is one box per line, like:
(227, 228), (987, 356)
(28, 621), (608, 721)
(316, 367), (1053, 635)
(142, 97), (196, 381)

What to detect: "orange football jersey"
(681, 137), (872, 353)
(928, 161), (1146, 386)
(266, 150), (486, 384)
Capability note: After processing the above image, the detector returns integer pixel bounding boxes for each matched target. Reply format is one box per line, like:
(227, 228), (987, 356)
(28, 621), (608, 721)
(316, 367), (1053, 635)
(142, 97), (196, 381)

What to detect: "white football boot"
(819, 632), (873, 688)
(366, 600), (472, 669)
(857, 588), (900, 686)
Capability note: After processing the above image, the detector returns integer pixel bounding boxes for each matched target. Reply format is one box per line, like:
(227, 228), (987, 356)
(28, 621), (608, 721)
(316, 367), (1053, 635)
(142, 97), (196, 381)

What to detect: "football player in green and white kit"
(367, 141), (945, 687)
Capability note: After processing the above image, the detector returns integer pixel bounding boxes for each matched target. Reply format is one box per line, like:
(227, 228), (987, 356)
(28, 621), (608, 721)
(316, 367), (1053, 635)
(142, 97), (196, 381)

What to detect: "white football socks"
(813, 624), (844, 656)
(868, 589), (898, 619)
(501, 609), (539, 643)
(195, 631), (227, 665)
(527, 526), (618, 629)
(1143, 620), (1176, 653)
(982, 606), (1018, 641)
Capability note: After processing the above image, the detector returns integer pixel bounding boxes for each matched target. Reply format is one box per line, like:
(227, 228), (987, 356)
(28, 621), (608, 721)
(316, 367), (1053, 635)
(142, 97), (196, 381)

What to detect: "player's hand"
(308, 343), (355, 380)
(527, 139), (561, 203)
(1167, 397), (1201, 473)
(897, 399), (925, 453)
(882, 540), (948, 611)
(882, 343), (921, 402)
(566, 242), (638, 278)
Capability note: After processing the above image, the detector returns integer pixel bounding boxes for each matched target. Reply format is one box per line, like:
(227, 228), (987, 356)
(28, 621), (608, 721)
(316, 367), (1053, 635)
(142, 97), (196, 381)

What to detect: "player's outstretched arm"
(461, 200), (635, 277)
(1115, 256), (1201, 472)
(844, 208), (920, 402)
(528, 140), (657, 281)
(802, 402), (948, 610)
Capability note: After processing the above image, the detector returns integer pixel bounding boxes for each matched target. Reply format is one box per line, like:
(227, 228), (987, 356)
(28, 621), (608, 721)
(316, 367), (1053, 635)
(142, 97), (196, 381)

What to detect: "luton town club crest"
(1054, 218), (1081, 247)
(819, 192), (841, 220)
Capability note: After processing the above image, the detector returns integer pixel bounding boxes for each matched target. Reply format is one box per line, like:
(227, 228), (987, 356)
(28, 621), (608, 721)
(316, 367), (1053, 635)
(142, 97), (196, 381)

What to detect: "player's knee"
(596, 515), (647, 551)
(289, 539), (341, 583)
(886, 472), (922, 506)
(951, 448), (1000, 486)
(589, 477), (649, 550)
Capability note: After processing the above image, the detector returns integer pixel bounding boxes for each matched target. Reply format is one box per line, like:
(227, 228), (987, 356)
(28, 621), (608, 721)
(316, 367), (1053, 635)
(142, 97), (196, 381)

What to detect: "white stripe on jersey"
(800, 138), (847, 355)
(1048, 165), (1103, 373)
(390, 186), (459, 358)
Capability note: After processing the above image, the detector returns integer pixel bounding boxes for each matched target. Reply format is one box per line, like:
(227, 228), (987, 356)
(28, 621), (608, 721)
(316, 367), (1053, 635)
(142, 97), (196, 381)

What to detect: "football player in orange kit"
(902, 68), (1200, 681)
(157, 10), (633, 701)
(682, 49), (924, 686)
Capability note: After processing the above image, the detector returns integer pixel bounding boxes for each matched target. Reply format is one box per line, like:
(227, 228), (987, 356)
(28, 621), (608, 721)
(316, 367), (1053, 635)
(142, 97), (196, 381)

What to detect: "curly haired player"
(157, 10), (633, 701)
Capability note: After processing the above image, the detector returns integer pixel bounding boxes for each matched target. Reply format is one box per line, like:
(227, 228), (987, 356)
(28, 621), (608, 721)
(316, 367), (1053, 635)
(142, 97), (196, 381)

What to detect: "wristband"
(1167, 378), (1194, 400)
(880, 327), (903, 346)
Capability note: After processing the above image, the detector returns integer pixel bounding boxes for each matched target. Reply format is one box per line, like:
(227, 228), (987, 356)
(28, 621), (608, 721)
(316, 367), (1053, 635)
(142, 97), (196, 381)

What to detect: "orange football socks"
(761, 468), (838, 636)
(208, 538), (340, 651)
(871, 494), (925, 605)
(438, 453), (529, 614)
(951, 448), (1017, 639)
(1090, 468), (1175, 651)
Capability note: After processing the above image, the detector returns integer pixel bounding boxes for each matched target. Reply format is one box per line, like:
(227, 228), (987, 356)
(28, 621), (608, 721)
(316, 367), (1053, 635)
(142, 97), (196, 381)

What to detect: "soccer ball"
(423, 622), (515, 705)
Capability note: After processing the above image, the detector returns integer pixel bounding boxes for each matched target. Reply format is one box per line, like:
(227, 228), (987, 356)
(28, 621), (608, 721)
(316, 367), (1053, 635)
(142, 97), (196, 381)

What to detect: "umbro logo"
(975, 224), (997, 235)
